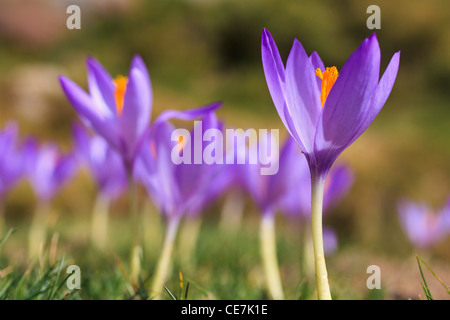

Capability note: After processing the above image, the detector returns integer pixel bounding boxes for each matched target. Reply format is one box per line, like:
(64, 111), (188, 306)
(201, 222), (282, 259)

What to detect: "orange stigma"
(113, 75), (128, 115)
(315, 66), (338, 107)
(177, 135), (186, 152)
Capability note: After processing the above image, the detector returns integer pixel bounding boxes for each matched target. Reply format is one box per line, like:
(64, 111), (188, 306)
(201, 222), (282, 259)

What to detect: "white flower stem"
(150, 216), (180, 300)
(311, 174), (332, 300)
(260, 213), (284, 300)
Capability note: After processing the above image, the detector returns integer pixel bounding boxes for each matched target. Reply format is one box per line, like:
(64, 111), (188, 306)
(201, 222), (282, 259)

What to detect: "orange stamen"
(315, 66), (338, 107)
(113, 75), (128, 116)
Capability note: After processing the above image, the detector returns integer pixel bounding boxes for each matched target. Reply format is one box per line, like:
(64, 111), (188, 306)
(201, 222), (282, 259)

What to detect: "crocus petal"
(261, 29), (290, 129)
(130, 54), (153, 116)
(314, 34), (381, 173)
(59, 75), (120, 151)
(120, 68), (151, 161)
(309, 51), (325, 93)
(152, 102), (222, 128)
(285, 38), (322, 155)
(86, 56), (116, 117)
(352, 51), (401, 142)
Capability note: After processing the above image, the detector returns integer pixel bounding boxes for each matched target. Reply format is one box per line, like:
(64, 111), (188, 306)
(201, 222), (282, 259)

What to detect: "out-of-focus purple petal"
(130, 55), (152, 114)
(120, 68), (151, 162)
(59, 75), (120, 151)
(323, 227), (338, 255)
(323, 164), (353, 211)
(86, 56), (116, 116)
(397, 199), (448, 248)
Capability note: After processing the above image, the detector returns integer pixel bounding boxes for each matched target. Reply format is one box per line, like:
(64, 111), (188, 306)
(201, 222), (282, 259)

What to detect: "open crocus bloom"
(59, 55), (221, 171)
(262, 29), (400, 178)
(26, 140), (76, 203)
(398, 199), (450, 248)
(135, 111), (230, 220)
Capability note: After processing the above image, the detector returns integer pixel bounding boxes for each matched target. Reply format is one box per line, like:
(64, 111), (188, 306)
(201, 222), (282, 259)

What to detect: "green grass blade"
(164, 286), (178, 300)
(416, 255), (433, 300)
(416, 254), (450, 295)
(0, 228), (15, 248)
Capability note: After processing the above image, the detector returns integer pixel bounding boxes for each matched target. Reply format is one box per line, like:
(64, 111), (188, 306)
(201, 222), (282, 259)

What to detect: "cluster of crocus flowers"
(59, 55), (221, 284)
(262, 29), (400, 299)
(397, 198), (450, 249)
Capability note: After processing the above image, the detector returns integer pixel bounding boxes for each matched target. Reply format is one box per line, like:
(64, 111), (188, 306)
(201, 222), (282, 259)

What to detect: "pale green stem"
(302, 220), (315, 282)
(219, 191), (244, 231)
(178, 216), (202, 269)
(0, 201), (5, 236)
(150, 216), (180, 300)
(28, 202), (50, 260)
(260, 213), (284, 300)
(90, 194), (110, 250)
(128, 173), (142, 284)
(311, 175), (332, 300)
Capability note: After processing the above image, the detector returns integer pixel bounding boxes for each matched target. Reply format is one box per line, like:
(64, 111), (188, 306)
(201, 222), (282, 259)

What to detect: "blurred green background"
(0, 0), (449, 299)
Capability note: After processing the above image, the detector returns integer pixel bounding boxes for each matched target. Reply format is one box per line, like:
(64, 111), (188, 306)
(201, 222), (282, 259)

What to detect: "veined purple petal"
(120, 68), (152, 162)
(309, 51), (325, 93)
(86, 56), (116, 117)
(352, 51), (401, 142)
(261, 29), (290, 130)
(285, 38), (322, 155)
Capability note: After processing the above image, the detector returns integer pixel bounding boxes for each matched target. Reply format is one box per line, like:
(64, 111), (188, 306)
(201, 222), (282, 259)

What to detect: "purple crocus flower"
(280, 153), (354, 219)
(398, 199), (450, 248)
(136, 111), (229, 221)
(72, 123), (127, 200)
(26, 140), (76, 203)
(262, 29), (400, 178)
(135, 111), (229, 298)
(59, 55), (221, 172)
(262, 29), (400, 299)
(0, 122), (25, 199)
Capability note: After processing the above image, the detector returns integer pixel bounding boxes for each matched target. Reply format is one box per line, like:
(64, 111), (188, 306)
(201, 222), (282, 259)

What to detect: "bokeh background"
(0, 0), (449, 299)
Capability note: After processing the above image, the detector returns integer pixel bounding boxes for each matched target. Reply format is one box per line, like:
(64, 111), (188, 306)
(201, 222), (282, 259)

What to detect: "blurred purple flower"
(398, 199), (450, 248)
(261, 29), (400, 178)
(280, 151), (354, 218)
(72, 123), (127, 199)
(26, 140), (76, 203)
(0, 122), (26, 198)
(136, 111), (230, 220)
(323, 227), (338, 255)
(59, 55), (221, 171)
